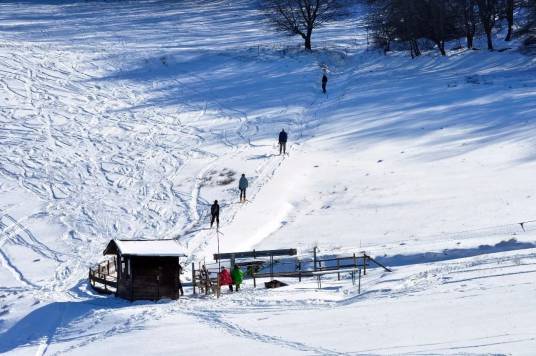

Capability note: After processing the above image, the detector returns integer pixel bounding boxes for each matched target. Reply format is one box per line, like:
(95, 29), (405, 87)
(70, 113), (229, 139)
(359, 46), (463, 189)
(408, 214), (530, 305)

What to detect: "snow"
(110, 240), (187, 257)
(0, 0), (536, 354)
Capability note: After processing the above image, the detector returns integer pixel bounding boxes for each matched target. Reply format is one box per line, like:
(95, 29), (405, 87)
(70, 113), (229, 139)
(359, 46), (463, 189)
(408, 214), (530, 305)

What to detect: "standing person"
(322, 73), (328, 94)
(278, 129), (288, 155)
(219, 266), (233, 292)
(210, 200), (220, 229)
(238, 174), (248, 202)
(231, 264), (245, 291)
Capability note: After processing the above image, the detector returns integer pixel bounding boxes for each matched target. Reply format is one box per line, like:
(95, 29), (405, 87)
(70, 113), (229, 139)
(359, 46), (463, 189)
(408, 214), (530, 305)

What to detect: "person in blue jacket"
(239, 174), (248, 203)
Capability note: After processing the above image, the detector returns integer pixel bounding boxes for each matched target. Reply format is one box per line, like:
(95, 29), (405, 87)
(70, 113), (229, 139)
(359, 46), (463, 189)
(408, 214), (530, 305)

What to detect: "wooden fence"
(192, 251), (392, 296)
(89, 258), (117, 294)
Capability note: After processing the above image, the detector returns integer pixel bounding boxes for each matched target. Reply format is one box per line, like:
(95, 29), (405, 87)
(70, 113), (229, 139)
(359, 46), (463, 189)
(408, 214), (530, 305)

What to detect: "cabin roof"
(103, 239), (187, 257)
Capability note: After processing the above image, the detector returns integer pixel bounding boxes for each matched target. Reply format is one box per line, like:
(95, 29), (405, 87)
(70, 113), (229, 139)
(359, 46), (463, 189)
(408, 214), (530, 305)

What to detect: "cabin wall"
(122, 256), (179, 301)
(116, 254), (133, 300)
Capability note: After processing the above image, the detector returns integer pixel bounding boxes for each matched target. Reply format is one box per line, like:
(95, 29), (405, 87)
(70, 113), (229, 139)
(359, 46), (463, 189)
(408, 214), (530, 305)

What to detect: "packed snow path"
(0, 0), (338, 335)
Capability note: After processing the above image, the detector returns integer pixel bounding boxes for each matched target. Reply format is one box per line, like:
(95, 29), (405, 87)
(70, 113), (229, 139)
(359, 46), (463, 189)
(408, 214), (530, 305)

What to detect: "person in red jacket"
(218, 266), (234, 292)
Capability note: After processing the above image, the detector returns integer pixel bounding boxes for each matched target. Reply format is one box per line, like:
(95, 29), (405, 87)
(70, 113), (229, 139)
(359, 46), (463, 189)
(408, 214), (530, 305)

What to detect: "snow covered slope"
(1, 0), (535, 354)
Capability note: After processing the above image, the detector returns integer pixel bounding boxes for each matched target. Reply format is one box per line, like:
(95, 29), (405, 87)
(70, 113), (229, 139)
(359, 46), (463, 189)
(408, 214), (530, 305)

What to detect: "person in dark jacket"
(278, 129), (288, 155)
(210, 200), (220, 228)
(238, 174), (248, 202)
(322, 74), (328, 94)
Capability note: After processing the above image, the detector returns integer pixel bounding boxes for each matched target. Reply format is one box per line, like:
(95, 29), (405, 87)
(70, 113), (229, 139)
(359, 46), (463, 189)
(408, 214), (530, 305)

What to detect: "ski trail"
(0, 246), (39, 289)
(0, 213), (64, 261)
(187, 309), (348, 355)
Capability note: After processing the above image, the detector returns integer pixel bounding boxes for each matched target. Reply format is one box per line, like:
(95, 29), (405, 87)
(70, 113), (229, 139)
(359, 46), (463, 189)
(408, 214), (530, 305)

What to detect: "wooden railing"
(89, 258), (117, 294)
(191, 251), (392, 296)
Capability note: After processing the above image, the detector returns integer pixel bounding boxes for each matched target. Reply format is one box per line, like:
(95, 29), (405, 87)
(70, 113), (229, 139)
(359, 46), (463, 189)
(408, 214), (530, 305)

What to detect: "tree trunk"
(464, 0), (476, 49)
(486, 29), (494, 50)
(304, 28), (313, 50)
(414, 40), (421, 57)
(304, 37), (312, 50)
(436, 40), (446, 56)
(505, 0), (514, 41)
(466, 33), (474, 48)
(410, 39), (421, 58)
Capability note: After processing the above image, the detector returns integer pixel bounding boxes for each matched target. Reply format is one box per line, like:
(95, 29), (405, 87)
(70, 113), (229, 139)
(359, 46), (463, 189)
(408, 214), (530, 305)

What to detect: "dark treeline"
(365, 0), (536, 57)
(258, 0), (535, 55)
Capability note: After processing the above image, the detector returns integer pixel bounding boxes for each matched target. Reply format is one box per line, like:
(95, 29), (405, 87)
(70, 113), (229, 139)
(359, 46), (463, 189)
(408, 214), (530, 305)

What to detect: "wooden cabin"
(95, 239), (187, 301)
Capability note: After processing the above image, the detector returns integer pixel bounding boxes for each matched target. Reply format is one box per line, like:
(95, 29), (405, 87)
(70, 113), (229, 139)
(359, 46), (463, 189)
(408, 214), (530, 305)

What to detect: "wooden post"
(298, 260), (302, 282)
(353, 253), (356, 268)
(358, 268), (361, 294)
(363, 255), (367, 276)
(191, 262), (196, 295)
(253, 272), (256, 288)
(156, 274), (160, 301)
(313, 246), (317, 272)
(104, 274), (107, 292)
(270, 255), (274, 281)
(205, 268), (209, 296)
(366, 254), (392, 272)
(129, 257), (133, 301)
(217, 268), (221, 299)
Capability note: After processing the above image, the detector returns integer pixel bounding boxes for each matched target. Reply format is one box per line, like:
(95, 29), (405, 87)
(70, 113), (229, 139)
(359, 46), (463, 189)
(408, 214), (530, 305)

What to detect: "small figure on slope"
(210, 200), (220, 229)
(231, 264), (244, 291)
(239, 174), (249, 203)
(322, 73), (328, 94)
(219, 266), (234, 292)
(278, 129), (288, 155)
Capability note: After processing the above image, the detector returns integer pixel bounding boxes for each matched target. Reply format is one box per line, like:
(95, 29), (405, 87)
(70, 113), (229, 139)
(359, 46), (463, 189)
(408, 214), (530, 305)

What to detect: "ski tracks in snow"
(187, 308), (349, 356)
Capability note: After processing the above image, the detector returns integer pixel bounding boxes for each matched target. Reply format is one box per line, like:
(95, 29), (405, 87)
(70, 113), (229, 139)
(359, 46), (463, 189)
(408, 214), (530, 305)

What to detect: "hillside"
(1, 0), (536, 354)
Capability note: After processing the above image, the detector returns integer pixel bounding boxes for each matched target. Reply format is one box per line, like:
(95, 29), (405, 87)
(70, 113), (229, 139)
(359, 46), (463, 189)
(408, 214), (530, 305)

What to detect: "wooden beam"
(214, 248), (297, 260)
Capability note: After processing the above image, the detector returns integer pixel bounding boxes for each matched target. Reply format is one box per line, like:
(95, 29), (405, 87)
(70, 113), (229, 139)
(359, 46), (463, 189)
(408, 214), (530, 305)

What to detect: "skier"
(322, 73), (328, 94)
(231, 264), (244, 291)
(278, 129), (288, 155)
(210, 200), (220, 229)
(219, 266), (234, 292)
(238, 174), (248, 202)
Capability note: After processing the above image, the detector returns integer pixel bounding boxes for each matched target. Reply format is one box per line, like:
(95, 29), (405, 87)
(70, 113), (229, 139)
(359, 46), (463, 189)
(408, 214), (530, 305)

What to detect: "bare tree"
(260, 0), (348, 50)
(366, 0), (423, 57)
(367, 0), (463, 57)
(518, 0), (536, 50)
(417, 0), (463, 56)
(504, 0), (515, 40)
(475, 0), (499, 50)
(454, 0), (478, 48)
